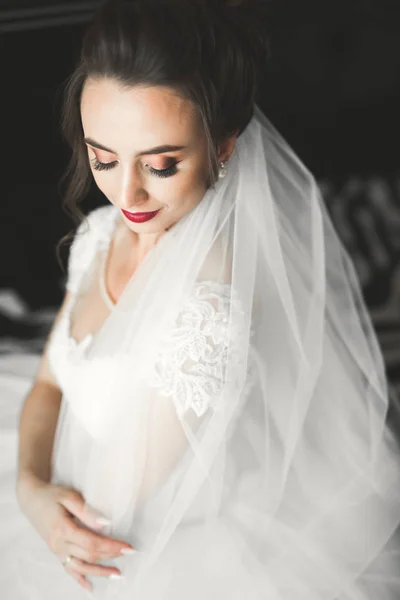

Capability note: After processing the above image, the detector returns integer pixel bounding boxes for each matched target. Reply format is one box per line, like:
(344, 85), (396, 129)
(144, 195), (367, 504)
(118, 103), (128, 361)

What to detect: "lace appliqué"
(148, 281), (254, 419)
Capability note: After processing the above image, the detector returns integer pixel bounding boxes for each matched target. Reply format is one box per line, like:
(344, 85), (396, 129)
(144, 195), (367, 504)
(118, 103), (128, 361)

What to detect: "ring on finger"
(62, 554), (73, 566)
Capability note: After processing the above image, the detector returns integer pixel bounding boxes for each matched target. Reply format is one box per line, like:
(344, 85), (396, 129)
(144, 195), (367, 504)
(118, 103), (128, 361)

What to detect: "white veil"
(43, 105), (400, 599)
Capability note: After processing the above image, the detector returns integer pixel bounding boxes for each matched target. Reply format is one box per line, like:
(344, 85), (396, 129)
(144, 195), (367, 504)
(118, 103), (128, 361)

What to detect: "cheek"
(91, 172), (117, 198)
(165, 169), (208, 209)
(177, 158), (209, 194)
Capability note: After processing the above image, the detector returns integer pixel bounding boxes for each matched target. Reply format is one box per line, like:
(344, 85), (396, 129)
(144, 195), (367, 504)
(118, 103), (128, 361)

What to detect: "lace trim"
(66, 205), (119, 296)
(148, 281), (254, 419)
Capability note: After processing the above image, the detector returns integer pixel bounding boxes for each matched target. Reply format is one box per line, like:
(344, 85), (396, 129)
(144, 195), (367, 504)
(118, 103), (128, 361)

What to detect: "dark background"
(1, 0), (400, 390)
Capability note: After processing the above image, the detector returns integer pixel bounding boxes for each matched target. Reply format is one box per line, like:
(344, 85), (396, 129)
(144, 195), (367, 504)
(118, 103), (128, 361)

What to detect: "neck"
(123, 225), (166, 259)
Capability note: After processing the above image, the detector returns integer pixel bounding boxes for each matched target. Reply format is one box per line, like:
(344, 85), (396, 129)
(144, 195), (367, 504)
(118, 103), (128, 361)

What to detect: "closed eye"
(147, 163), (178, 179)
(90, 158), (117, 172)
(90, 158), (178, 178)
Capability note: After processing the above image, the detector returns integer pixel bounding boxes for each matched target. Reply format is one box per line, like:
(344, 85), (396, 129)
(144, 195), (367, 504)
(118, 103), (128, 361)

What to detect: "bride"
(2, 0), (400, 598)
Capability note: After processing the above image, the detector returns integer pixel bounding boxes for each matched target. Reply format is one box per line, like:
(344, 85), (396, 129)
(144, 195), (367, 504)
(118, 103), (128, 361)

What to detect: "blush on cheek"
(177, 179), (207, 206)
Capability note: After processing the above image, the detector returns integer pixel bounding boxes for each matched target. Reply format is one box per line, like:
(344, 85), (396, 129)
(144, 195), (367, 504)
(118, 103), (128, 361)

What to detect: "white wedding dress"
(0, 204), (254, 599)
(1, 203), (400, 600)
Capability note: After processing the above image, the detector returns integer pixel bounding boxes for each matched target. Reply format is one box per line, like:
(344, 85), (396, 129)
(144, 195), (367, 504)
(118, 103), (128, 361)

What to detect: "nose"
(117, 166), (150, 211)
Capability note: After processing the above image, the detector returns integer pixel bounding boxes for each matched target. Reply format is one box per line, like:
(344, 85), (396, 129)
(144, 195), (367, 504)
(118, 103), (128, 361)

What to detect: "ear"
(217, 129), (239, 162)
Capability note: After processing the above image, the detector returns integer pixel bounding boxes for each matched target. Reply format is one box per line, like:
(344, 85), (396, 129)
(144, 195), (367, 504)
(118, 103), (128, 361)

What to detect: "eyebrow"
(84, 138), (186, 156)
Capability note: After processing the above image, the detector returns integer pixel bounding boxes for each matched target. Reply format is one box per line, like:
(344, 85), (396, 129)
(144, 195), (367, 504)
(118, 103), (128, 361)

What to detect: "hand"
(17, 476), (136, 593)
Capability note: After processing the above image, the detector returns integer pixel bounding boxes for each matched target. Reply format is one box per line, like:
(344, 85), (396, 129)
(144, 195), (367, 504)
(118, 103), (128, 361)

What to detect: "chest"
(68, 244), (144, 345)
(105, 247), (141, 305)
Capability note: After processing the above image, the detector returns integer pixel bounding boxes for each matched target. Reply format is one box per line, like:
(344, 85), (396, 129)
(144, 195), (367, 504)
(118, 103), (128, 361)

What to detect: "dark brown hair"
(57, 0), (270, 264)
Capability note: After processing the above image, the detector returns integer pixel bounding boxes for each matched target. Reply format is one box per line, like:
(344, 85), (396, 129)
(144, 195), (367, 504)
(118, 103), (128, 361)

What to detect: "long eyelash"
(91, 158), (117, 172)
(147, 164), (178, 178)
(91, 158), (178, 178)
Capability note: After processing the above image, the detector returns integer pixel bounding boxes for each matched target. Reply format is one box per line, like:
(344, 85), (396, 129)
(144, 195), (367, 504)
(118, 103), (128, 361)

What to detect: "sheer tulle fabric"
(8, 106), (400, 599)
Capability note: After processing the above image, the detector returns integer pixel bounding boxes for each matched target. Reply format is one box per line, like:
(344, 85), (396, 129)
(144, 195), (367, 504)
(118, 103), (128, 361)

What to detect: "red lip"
(121, 209), (160, 223)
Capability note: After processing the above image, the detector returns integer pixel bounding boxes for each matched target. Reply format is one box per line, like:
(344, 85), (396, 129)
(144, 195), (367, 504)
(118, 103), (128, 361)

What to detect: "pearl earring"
(218, 161), (227, 179)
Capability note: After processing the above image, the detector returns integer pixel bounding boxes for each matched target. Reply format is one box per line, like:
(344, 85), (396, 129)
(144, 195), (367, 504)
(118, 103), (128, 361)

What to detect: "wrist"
(16, 471), (48, 507)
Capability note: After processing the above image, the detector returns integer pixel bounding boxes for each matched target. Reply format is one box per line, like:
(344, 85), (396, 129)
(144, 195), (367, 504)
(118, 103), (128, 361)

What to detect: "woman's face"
(80, 78), (215, 239)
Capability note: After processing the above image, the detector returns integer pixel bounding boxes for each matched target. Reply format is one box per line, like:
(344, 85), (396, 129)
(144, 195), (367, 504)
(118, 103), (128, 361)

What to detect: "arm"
(16, 291), (71, 500)
(136, 393), (210, 508)
(134, 281), (252, 508)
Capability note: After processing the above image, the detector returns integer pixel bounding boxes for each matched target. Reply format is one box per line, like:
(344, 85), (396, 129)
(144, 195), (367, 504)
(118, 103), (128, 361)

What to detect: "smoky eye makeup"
(89, 157), (179, 178)
(146, 162), (179, 178)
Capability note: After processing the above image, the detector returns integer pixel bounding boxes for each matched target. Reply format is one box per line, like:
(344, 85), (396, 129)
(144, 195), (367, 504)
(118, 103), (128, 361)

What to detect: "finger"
(68, 521), (136, 560)
(63, 541), (124, 564)
(63, 541), (113, 563)
(68, 569), (93, 594)
(66, 555), (122, 579)
(60, 490), (111, 531)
